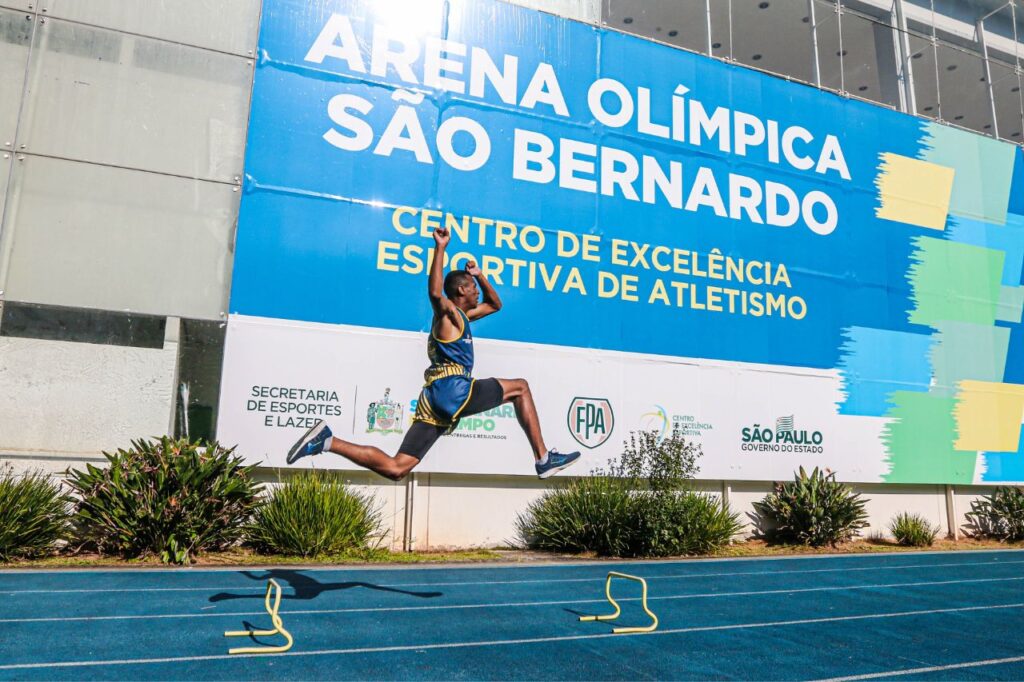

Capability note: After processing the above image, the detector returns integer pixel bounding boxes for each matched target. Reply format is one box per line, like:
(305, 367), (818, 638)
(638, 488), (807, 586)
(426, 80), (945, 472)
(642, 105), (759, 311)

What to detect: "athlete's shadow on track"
(208, 569), (443, 603)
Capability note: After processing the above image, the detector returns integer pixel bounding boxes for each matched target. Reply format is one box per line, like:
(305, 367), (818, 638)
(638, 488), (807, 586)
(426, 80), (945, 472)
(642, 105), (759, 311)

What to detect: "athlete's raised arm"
(464, 260), (502, 321)
(428, 227), (462, 337)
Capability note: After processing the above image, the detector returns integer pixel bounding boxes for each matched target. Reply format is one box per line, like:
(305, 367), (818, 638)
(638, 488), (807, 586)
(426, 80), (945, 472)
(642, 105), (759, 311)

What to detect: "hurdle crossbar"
(579, 571), (658, 634)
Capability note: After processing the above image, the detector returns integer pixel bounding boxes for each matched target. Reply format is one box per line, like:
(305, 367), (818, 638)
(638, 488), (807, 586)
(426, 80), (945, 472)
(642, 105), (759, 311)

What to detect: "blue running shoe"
(535, 449), (581, 479)
(286, 420), (332, 464)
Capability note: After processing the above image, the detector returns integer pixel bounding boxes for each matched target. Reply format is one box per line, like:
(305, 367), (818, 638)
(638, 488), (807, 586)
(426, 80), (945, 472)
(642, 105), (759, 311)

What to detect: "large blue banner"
(223, 0), (1024, 484)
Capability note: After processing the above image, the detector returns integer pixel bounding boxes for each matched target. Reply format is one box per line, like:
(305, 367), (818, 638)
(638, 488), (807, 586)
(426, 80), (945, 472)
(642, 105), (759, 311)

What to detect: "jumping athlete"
(286, 226), (582, 480)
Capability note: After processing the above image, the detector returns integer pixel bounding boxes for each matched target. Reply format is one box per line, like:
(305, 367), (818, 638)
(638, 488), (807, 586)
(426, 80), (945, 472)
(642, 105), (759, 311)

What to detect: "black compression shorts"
(399, 378), (505, 459)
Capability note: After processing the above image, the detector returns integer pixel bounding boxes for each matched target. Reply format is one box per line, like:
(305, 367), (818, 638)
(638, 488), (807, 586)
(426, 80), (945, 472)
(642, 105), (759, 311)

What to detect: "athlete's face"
(456, 279), (479, 309)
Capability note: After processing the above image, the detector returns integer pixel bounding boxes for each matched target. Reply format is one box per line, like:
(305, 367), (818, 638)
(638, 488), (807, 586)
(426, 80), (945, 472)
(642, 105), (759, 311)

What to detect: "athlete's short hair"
(444, 270), (473, 299)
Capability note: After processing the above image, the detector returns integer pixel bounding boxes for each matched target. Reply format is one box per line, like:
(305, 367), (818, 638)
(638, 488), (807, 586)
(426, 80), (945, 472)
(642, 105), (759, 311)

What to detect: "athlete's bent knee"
(383, 457), (417, 481)
(514, 378), (531, 397)
(502, 378), (528, 399)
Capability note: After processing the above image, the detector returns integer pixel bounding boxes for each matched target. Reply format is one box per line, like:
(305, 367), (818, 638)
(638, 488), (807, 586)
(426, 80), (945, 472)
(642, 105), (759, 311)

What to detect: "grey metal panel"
(19, 18), (251, 182)
(0, 9), (32, 145)
(39, 0), (261, 56)
(602, 0), (709, 55)
(731, 0), (816, 85)
(3, 155), (237, 320)
(0, 1), (33, 11)
(840, 11), (902, 109)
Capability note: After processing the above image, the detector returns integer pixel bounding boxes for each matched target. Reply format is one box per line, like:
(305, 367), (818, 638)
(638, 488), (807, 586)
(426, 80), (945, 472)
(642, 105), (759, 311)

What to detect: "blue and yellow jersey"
(424, 308), (474, 383)
(415, 308), (476, 430)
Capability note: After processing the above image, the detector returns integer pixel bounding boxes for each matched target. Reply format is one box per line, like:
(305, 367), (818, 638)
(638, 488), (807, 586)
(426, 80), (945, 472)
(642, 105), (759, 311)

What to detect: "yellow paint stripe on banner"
(875, 153), (955, 231)
(954, 380), (1024, 452)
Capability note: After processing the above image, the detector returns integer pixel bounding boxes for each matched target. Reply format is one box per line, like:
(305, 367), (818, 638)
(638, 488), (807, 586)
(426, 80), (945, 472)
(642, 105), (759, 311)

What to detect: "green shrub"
(247, 470), (383, 557)
(608, 429), (701, 492)
(753, 467), (868, 547)
(629, 489), (743, 557)
(889, 512), (939, 547)
(0, 466), (71, 561)
(517, 428), (741, 557)
(515, 475), (634, 556)
(66, 438), (261, 564)
(965, 487), (1024, 541)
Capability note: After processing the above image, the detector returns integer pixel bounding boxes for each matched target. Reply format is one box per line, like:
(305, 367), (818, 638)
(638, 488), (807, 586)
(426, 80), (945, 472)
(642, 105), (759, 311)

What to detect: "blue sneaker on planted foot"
(286, 419), (332, 464)
(535, 449), (581, 479)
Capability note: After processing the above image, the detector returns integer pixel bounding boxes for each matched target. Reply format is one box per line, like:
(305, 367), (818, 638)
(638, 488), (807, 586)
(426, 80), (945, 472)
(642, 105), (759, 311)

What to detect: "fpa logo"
(567, 397), (614, 449)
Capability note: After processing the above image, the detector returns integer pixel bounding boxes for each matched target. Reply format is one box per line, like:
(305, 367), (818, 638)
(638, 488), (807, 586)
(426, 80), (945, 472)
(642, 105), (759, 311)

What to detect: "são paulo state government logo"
(567, 397), (614, 449)
(366, 388), (404, 435)
(740, 415), (824, 453)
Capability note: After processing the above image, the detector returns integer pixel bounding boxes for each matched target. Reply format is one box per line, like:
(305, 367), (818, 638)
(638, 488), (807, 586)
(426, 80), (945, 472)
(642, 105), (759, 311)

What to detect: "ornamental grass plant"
(0, 466), (71, 560)
(888, 512), (939, 547)
(247, 470), (384, 557)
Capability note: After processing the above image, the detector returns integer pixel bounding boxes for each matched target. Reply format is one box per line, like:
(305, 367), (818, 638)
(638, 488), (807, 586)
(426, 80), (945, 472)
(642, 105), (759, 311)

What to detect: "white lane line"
(818, 655), (1024, 681)
(4, 557), (1024, 596)
(3, 601), (1023, 671)
(2, 574), (1022, 624)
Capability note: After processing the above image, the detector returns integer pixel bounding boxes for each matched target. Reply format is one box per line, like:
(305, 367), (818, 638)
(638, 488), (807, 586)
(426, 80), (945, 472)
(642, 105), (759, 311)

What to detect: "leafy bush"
(517, 428), (741, 557)
(66, 438), (261, 564)
(247, 470), (383, 557)
(608, 429), (701, 492)
(753, 467), (868, 547)
(965, 487), (1024, 541)
(0, 466), (71, 561)
(889, 512), (939, 547)
(515, 476), (634, 556)
(629, 489), (743, 557)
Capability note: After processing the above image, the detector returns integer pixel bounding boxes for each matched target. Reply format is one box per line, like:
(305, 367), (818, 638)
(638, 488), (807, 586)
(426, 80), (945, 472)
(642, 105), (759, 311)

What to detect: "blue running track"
(3, 550), (1024, 680)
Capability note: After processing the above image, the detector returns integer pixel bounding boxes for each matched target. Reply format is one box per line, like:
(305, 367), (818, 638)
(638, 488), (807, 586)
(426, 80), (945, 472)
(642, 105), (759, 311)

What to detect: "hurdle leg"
(224, 579), (295, 654)
(578, 572), (622, 622)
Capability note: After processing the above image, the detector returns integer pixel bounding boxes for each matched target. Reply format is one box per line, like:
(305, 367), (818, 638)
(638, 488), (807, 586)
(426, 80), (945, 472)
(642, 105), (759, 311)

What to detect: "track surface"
(3, 551), (1024, 680)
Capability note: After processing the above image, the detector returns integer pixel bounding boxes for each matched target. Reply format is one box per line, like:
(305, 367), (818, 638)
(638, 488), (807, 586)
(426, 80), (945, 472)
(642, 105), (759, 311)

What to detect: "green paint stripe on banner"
(922, 123), (1016, 225)
(883, 391), (976, 484)
(929, 321), (1011, 397)
(908, 236), (1004, 327)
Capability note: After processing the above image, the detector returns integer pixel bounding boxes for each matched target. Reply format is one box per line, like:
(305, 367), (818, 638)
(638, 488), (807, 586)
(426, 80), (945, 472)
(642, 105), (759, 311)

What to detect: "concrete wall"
(0, 335), (177, 469)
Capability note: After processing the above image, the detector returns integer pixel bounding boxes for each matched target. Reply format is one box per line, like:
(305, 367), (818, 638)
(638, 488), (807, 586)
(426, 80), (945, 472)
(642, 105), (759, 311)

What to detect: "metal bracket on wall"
(945, 484), (959, 540)
(403, 472), (417, 552)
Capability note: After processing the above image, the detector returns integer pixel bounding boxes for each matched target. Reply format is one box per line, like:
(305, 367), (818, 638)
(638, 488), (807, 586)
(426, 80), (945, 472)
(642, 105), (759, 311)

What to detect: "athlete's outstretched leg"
(325, 439), (420, 481)
(495, 377), (581, 478)
(497, 378), (547, 460)
(286, 420), (422, 481)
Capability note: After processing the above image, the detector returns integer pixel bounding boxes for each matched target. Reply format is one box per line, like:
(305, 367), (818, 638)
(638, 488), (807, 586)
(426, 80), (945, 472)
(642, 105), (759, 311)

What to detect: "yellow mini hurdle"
(579, 571), (658, 634)
(224, 579), (294, 654)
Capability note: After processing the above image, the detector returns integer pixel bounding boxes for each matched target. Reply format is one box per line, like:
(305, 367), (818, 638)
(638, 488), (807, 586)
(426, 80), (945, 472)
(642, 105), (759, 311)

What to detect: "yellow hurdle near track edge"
(579, 571), (659, 634)
(224, 579), (294, 654)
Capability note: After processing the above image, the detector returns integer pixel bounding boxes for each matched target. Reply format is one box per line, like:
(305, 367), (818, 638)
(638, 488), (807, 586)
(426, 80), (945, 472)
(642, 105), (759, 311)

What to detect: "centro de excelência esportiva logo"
(741, 415), (824, 453)
(640, 405), (713, 442)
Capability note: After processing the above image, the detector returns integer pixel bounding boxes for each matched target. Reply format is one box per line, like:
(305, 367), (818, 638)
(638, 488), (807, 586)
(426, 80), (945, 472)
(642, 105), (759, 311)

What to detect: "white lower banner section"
(217, 315), (892, 481)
